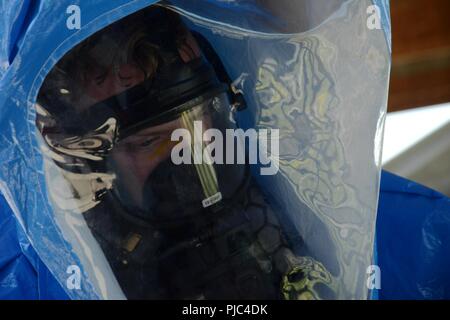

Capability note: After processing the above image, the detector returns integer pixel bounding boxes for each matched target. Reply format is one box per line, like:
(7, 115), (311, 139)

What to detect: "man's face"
(82, 63), (180, 207)
(109, 120), (181, 208)
(81, 33), (203, 207)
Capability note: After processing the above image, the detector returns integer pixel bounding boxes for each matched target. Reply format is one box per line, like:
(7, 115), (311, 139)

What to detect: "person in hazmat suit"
(35, 6), (337, 300)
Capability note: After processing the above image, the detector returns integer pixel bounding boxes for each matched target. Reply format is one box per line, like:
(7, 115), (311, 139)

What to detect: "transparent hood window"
(31, 0), (390, 299)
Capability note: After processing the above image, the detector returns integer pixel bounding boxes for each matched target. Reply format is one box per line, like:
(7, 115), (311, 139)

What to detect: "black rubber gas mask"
(108, 91), (249, 228)
(66, 50), (247, 227)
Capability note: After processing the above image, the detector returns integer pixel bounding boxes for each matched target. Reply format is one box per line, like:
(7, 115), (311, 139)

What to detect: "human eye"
(93, 68), (109, 85)
(118, 135), (159, 153)
(138, 136), (159, 148)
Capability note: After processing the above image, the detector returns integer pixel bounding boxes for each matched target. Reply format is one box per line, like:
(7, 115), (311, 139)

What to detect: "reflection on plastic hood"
(0, 0), (391, 299)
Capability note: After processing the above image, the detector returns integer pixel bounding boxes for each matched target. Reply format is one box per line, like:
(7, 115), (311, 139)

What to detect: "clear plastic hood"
(0, 0), (391, 299)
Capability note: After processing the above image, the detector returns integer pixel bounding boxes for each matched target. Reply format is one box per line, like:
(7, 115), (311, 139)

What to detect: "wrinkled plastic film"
(169, 0), (391, 299)
(0, 0), (391, 299)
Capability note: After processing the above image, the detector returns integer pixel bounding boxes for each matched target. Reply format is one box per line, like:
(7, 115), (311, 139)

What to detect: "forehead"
(79, 63), (146, 113)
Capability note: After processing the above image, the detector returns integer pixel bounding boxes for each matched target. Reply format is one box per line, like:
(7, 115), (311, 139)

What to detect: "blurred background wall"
(389, 0), (450, 110)
(382, 0), (450, 196)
